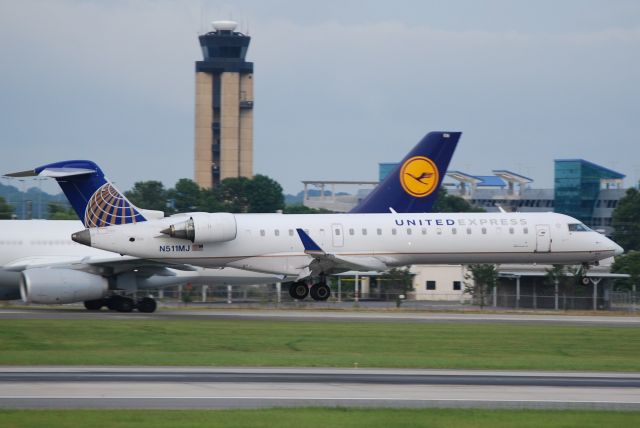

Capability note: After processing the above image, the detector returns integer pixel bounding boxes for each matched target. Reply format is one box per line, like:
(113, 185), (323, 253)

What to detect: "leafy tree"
(218, 176), (251, 212)
(464, 264), (498, 309)
(0, 196), (14, 219)
(378, 267), (414, 306)
(167, 179), (202, 213)
(283, 205), (332, 214)
(377, 267), (414, 295)
(612, 188), (640, 251)
(125, 181), (168, 212)
(198, 188), (228, 213)
(48, 202), (78, 220)
(612, 251), (640, 290)
(246, 174), (285, 213)
(433, 187), (484, 213)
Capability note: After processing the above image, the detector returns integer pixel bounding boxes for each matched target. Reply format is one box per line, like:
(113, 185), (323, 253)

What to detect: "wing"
(3, 254), (198, 277)
(296, 228), (388, 277)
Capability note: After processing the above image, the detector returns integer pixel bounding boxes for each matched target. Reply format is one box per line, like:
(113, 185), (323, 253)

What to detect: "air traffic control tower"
(194, 20), (254, 188)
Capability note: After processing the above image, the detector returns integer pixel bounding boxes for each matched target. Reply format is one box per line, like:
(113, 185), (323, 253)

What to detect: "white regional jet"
(3, 132), (461, 309)
(64, 135), (623, 301)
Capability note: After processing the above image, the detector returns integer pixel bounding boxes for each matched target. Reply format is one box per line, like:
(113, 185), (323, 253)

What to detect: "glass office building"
(554, 159), (625, 226)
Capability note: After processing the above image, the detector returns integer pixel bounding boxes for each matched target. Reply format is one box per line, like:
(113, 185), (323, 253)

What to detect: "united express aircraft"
(60, 132), (622, 302)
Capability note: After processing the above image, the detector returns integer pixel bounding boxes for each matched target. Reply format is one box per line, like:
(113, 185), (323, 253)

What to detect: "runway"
(2, 307), (640, 326)
(1, 367), (639, 410)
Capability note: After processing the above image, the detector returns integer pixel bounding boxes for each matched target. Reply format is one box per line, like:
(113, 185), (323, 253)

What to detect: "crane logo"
(399, 156), (439, 198)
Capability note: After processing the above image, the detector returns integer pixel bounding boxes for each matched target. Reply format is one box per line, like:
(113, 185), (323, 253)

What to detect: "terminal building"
(194, 21), (254, 189)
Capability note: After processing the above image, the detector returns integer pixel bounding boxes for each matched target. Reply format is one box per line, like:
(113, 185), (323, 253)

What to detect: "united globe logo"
(84, 183), (140, 227)
(399, 156), (439, 198)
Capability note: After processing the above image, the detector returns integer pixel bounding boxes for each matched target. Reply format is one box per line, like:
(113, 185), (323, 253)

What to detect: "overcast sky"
(0, 0), (638, 195)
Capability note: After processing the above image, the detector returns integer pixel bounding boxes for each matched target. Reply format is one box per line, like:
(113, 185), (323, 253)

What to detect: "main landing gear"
(288, 279), (331, 301)
(83, 296), (158, 313)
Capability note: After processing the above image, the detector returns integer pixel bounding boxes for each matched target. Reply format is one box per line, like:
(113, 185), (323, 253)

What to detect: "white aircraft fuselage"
(78, 212), (623, 276)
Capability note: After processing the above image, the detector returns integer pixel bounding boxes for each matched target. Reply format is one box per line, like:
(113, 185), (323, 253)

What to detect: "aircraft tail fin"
(6, 160), (148, 227)
(350, 131), (461, 214)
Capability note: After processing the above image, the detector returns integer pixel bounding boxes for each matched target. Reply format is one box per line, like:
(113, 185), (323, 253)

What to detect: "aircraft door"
(332, 223), (344, 247)
(535, 224), (551, 252)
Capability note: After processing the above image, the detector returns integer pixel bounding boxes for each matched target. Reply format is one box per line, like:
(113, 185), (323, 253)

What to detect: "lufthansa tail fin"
(6, 160), (152, 227)
(350, 131), (461, 214)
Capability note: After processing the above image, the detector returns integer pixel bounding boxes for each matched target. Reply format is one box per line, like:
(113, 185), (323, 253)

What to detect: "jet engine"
(161, 212), (237, 243)
(20, 268), (108, 304)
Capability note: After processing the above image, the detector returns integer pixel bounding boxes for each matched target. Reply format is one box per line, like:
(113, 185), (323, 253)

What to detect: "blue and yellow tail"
(6, 160), (147, 227)
(350, 131), (461, 213)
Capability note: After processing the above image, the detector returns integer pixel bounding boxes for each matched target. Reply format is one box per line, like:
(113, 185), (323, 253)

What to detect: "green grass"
(1, 408), (640, 428)
(1, 319), (640, 370)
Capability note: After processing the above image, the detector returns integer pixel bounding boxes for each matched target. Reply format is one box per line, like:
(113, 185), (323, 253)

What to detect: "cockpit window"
(568, 223), (590, 232)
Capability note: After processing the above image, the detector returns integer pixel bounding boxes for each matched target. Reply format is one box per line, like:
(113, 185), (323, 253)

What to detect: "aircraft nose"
(613, 242), (624, 256)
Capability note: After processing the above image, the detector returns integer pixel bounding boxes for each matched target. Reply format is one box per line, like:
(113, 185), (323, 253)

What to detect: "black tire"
(137, 297), (157, 313)
(105, 297), (120, 311)
(581, 276), (591, 286)
(289, 282), (309, 300)
(310, 284), (331, 301)
(115, 297), (135, 313)
(84, 299), (105, 311)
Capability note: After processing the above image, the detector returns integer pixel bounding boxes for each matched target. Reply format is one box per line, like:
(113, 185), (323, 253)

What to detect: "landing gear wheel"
(581, 276), (590, 285)
(84, 299), (105, 311)
(289, 281), (309, 300)
(114, 297), (135, 313)
(310, 284), (331, 301)
(137, 297), (157, 313)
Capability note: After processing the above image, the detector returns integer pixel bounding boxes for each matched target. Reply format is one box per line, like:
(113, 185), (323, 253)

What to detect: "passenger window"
(481, 227), (487, 234)
(407, 228), (412, 235)
(362, 228), (367, 236)
(275, 229), (280, 236)
(421, 228), (427, 235)
(436, 228), (442, 235)
(392, 228), (397, 235)
(509, 227), (514, 234)
(349, 228), (354, 236)
(523, 227), (528, 234)
(335, 229), (341, 235)
(377, 228), (382, 235)
(467, 228), (472, 235)
(260, 229), (265, 237)
(289, 229), (294, 236)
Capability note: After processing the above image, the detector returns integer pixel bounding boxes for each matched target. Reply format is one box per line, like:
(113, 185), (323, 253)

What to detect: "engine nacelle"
(161, 212), (237, 243)
(20, 268), (108, 304)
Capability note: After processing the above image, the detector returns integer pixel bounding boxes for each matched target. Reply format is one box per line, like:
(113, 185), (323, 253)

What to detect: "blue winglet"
(296, 228), (324, 255)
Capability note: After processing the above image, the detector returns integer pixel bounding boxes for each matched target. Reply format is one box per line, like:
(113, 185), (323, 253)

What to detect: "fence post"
(227, 285), (232, 304)
(515, 276), (520, 309)
(492, 285), (497, 308)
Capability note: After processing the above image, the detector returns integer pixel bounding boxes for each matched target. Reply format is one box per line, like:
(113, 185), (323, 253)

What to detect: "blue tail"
(7, 160), (146, 227)
(350, 131), (461, 213)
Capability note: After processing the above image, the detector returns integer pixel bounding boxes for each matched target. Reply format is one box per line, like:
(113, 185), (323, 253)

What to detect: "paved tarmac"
(1, 367), (639, 410)
(1, 307), (640, 326)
